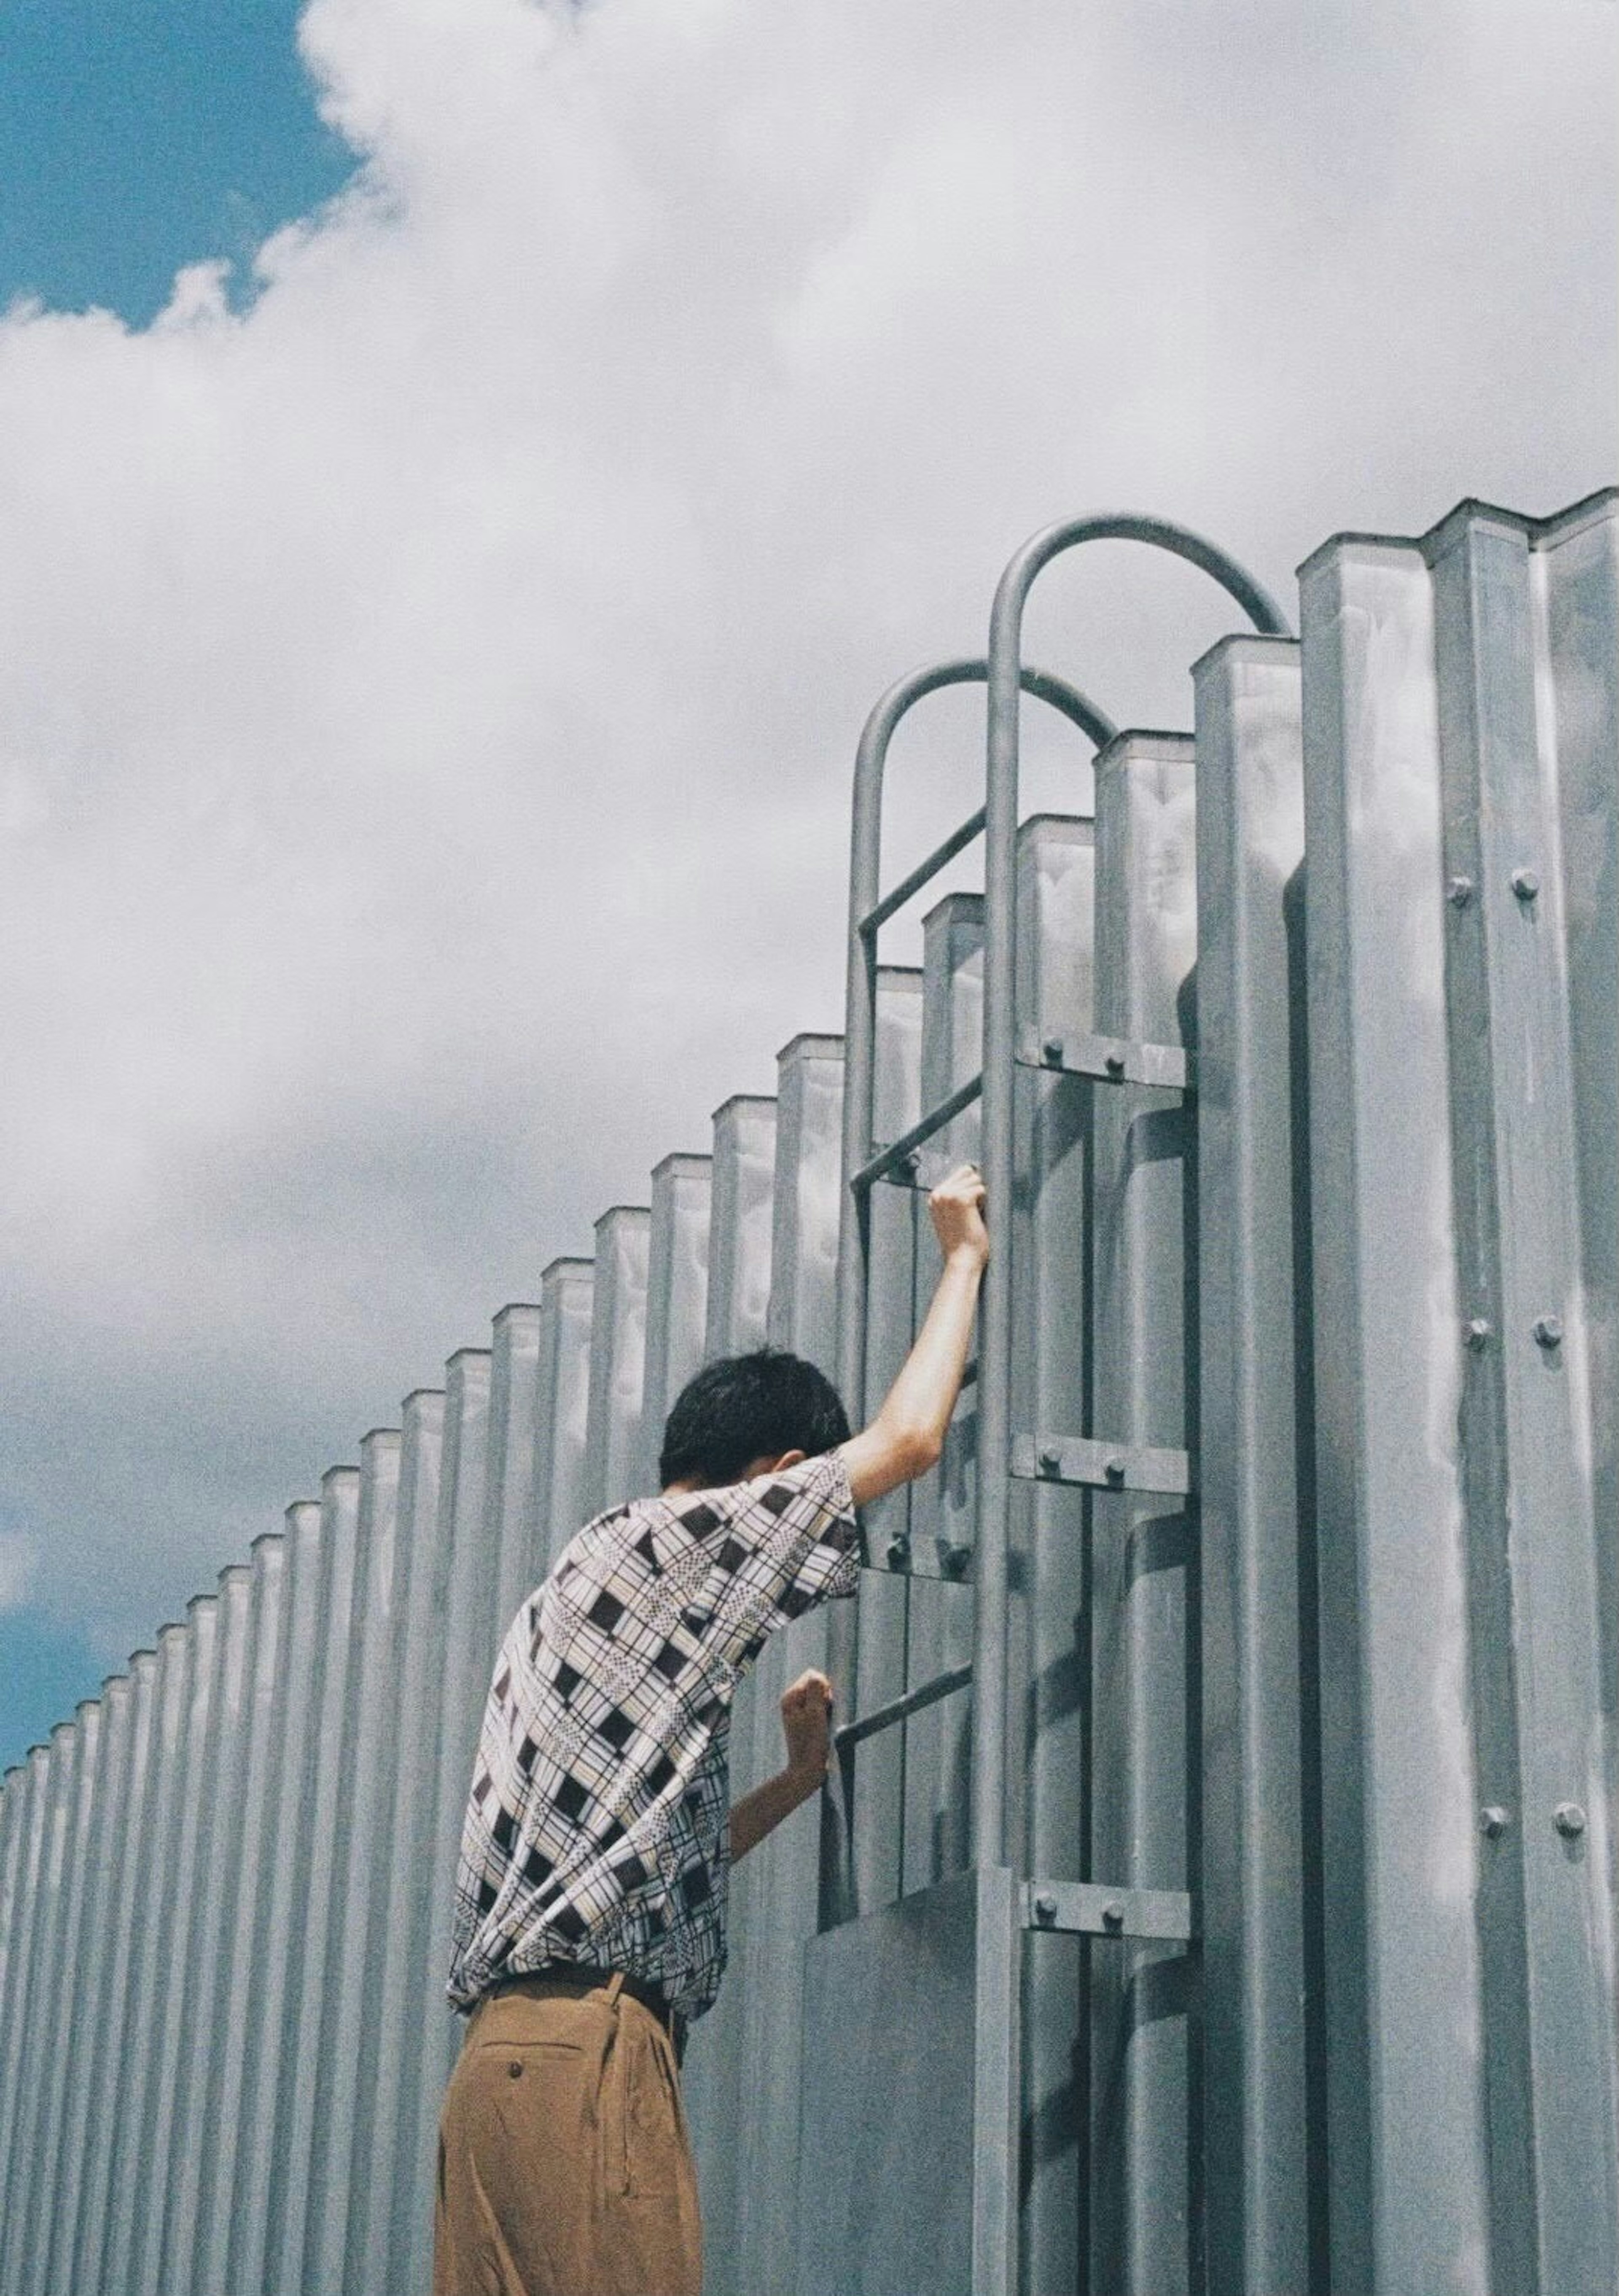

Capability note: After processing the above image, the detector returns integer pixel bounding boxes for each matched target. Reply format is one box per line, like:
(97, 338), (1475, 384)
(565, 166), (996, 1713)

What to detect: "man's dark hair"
(658, 1348), (851, 1489)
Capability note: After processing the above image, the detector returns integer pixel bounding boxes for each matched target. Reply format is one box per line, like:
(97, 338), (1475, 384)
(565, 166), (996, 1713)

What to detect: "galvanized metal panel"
(1533, 491), (1619, 2115)
(159, 1561), (254, 2296)
(401, 1347), (496, 2296)
(903, 892), (982, 1907)
(1087, 731), (1197, 2296)
(1009, 813), (1096, 2296)
(181, 1536), (287, 2296)
(0, 1745), (52, 2272)
(639, 1151), (713, 1496)
(5, 1707), (94, 2296)
(266, 1465), (362, 2296)
(226, 1502), (323, 2296)
(65, 1647), (155, 2293)
(299, 1431), (402, 2296)
(732, 1030), (848, 2296)
(41, 1672), (132, 2296)
(797, 1865), (1021, 2296)
(581, 1204), (651, 1521)
(686, 1089), (779, 2296)
(1299, 530), (1491, 2293)
(486, 1304), (546, 1641)
(100, 1618), (196, 2296)
(705, 1093), (778, 1360)
(532, 1257), (596, 1574)
(1428, 500), (1619, 2289)
(132, 1592), (220, 2296)
(852, 966), (924, 1916)
(766, 1033), (845, 1366)
(1191, 634), (1320, 2296)
(347, 1394), (447, 2296)
(0, 1762), (31, 2175)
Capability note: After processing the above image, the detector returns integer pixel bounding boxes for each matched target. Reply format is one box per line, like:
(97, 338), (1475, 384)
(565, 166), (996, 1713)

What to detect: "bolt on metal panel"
(158, 1561), (255, 2296)
(3, 1709), (93, 2296)
(1189, 633), (1319, 2296)
(298, 1431), (402, 2296)
(100, 1618), (197, 2296)
(405, 1348), (498, 2296)
(485, 1305), (546, 1644)
(226, 1502), (322, 2296)
(638, 1151), (714, 1497)
(131, 1593), (220, 2296)
(264, 1466), (362, 2296)
(531, 1257), (596, 1575)
(850, 966), (925, 1918)
(581, 1205), (652, 1522)
(1299, 530), (1492, 2293)
(902, 892), (982, 1907)
(1008, 813), (1096, 2296)
(40, 1673), (130, 2296)
(733, 1030), (849, 2296)
(347, 1395), (446, 2296)
(1427, 501), (1619, 2289)
(184, 1536), (289, 2296)
(685, 1089), (779, 2296)
(1087, 732), (1198, 2296)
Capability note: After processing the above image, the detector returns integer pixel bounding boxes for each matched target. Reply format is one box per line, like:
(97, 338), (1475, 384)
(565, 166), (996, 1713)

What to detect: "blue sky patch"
(0, 0), (356, 325)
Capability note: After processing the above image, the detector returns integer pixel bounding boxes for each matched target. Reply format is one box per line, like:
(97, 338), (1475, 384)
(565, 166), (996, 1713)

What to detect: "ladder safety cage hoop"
(973, 516), (1288, 1876)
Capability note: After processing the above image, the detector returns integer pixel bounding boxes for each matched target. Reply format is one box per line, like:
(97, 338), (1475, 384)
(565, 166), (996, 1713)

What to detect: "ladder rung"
(1022, 1879), (1194, 1942)
(1011, 1432), (1194, 1497)
(850, 1073), (984, 1194)
(1015, 1031), (1192, 1092)
(833, 1661), (974, 1752)
(858, 807), (987, 939)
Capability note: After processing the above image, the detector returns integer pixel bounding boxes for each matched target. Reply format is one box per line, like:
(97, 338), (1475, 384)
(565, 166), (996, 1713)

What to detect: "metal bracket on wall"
(1022, 1879), (1195, 1942)
(1014, 1031), (1193, 1092)
(1010, 1432), (1194, 1497)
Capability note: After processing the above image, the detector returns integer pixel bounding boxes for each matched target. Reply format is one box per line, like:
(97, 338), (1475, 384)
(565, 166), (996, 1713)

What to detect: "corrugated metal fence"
(0, 488), (1613, 2296)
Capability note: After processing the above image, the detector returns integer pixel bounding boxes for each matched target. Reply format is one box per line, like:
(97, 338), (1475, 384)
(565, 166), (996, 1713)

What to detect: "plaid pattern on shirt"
(446, 1448), (860, 2021)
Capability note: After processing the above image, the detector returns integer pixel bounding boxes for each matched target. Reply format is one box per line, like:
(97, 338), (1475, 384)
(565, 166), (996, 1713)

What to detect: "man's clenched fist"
(780, 1669), (834, 1783)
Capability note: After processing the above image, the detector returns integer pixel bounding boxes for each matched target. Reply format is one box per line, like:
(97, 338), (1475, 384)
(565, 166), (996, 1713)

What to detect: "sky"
(0, 0), (1614, 1773)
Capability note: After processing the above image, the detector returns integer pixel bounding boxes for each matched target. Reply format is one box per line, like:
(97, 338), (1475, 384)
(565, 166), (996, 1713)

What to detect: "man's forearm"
(728, 1764), (822, 1862)
(875, 1245), (983, 1458)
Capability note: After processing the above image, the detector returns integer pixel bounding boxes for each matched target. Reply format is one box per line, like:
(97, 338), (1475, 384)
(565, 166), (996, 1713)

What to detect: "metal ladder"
(815, 516), (1289, 2295)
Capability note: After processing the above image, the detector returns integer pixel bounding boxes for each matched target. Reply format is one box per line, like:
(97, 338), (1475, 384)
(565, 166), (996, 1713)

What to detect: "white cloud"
(0, 0), (1612, 1690)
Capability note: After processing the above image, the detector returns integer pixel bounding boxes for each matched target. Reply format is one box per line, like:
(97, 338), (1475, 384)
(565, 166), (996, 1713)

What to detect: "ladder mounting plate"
(1022, 1879), (1194, 1942)
(1015, 1031), (1192, 1092)
(1011, 1432), (1194, 1497)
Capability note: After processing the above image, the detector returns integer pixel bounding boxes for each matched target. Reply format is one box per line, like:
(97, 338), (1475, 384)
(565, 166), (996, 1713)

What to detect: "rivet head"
(1101, 1900), (1126, 1929)
(1533, 1316), (1564, 1350)
(1104, 1457), (1126, 1486)
(1104, 1050), (1126, 1078)
(1038, 1446), (1062, 1477)
(1511, 868), (1541, 902)
(1447, 875), (1475, 908)
(1042, 1036), (1065, 1067)
(1479, 1805), (1510, 1838)
(1554, 1802), (1587, 1839)
(898, 1149), (919, 1179)
(886, 1536), (911, 1569)
(1033, 1890), (1059, 1924)
(1466, 1319), (1493, 1351)
(508, 2060), (524, 2079)
(945, 1544), (972, 1579)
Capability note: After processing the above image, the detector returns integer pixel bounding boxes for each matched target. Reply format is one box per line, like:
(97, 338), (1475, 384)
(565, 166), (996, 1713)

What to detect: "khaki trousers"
(433, 1971), (703, 2296)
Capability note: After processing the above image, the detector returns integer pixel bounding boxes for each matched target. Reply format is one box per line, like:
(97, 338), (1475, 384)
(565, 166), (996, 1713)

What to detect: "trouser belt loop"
(603, 1971), (626, 2009)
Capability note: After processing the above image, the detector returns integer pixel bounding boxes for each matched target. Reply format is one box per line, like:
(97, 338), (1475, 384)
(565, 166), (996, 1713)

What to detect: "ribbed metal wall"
(0, 487), (1612, 2296)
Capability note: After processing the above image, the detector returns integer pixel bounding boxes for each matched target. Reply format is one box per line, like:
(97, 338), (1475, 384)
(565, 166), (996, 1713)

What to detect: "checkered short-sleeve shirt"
(446, 1448), (860, 2021)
